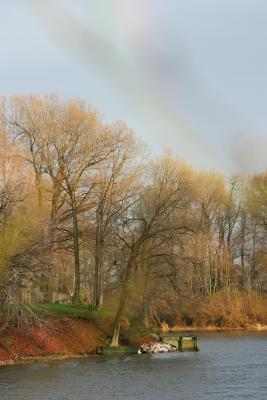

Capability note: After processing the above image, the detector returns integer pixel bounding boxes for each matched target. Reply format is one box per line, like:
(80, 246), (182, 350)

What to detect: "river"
(0, 332), (266, 400)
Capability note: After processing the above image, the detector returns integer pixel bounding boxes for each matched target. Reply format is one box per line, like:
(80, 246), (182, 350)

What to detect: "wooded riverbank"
(1, 305), (266, 366)
(0, 305), (154, 366)
(1, 95), (267, 350)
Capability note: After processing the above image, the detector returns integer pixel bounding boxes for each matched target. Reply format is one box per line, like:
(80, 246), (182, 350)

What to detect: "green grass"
(33, 303), (93, 316)
(31, 303), (115, 321)
(125, 325), (153, 340)
(96, 345), (138, 355)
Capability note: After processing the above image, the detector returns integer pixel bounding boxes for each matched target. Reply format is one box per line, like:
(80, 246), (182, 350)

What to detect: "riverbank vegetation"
(0, 304), (153, 364)
(0, 95), (267, 348)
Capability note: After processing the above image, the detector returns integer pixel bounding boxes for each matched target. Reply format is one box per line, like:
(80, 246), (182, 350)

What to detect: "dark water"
(0, 332), (266, 400)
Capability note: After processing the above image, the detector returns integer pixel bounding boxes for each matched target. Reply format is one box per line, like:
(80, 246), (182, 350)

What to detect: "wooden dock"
(160, 335), (199, 351)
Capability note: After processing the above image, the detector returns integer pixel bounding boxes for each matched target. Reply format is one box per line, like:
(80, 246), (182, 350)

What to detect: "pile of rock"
(138, 342), (178, 354)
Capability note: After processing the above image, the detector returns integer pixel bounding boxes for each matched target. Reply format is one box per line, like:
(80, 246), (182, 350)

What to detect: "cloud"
(232, 132), (267, 174)
(21, 0), (257, 173)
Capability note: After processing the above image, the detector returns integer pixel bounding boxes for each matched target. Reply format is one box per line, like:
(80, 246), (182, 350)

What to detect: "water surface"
(0, 332), (266, 400)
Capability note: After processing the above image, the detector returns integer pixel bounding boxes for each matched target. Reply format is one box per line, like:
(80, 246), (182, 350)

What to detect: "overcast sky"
(1, 0), (267, 174)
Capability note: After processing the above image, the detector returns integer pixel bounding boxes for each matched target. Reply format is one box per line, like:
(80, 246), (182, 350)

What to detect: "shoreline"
(1, 326), (267, 367)
(168, 325), (267, 332)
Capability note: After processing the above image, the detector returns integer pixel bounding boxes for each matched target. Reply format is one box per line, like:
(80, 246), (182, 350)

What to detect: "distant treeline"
(0, 95), (266, 344)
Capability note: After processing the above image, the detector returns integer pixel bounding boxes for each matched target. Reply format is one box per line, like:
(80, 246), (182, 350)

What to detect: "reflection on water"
(0, 332), (266, 400)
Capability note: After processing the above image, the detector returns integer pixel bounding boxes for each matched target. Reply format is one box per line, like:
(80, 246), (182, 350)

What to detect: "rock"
(139, 342), (178, 354)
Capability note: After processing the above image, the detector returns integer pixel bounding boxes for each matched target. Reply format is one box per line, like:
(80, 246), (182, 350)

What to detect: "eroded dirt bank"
(0, 318), (107, 365)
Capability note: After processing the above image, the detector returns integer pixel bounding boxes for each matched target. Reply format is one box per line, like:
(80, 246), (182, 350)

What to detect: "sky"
(1, 0), (267, 174)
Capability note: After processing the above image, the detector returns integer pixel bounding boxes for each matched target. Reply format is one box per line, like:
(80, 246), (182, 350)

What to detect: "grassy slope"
(33, 304), (152, 338)
(33, 303), (115, 323)
(0, 304), (154, 365)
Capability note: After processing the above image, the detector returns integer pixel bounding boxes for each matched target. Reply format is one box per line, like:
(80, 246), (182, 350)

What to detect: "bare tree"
(92, 122), (140, 308)
(110, 155), (193, 346)
(40, 99), (116, 305)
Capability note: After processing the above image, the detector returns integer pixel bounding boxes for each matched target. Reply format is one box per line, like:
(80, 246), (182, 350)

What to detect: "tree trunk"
(51, 177), (62, 222)
(71, 193), (80, 306)
(240, 210), (246, 269)
(35, 172), (42, 212)
(143, 295), (149, 329)
(110, 258), (133, 347)
(94, 207), (104, 308)
(142, 256), (150, 328)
